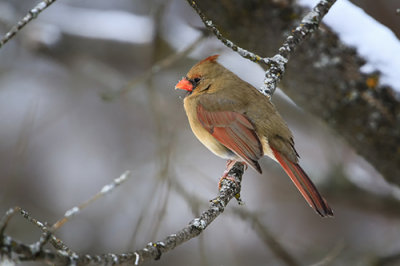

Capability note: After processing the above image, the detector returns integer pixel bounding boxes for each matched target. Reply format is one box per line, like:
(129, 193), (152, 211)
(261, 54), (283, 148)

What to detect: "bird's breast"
(183, 98), (237, 160)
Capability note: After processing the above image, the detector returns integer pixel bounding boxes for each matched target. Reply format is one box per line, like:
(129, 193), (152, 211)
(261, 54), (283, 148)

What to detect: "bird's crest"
(199, 54), (219, 65)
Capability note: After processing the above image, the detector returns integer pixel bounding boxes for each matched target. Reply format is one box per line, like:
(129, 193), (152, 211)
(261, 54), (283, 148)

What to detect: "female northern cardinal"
(175, 55), (333, 217)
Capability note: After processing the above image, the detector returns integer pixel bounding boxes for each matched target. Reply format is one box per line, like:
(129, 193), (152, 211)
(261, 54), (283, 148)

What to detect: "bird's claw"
(218, 175), (239, 190)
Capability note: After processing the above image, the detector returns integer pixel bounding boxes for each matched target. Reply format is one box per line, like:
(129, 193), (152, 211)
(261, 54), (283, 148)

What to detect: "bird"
(175, 55), (333, 217)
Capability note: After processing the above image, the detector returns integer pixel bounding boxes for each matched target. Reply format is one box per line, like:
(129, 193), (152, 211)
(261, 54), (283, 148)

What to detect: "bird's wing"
(196, 103), (263, 173)
(269, 138), (333, 217)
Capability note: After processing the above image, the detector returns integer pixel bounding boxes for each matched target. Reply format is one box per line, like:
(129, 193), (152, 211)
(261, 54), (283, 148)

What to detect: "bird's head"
(175, 55), (223, 96)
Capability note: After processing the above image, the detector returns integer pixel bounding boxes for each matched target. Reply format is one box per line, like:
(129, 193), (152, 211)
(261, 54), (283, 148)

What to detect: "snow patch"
(38, 4), (154, 44)
(299, 0), (400, 92)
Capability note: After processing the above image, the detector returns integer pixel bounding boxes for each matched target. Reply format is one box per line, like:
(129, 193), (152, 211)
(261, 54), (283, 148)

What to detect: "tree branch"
(261, 0), (336, 96)
(187, 0), (336, 97)
(0, 164), (244, 265)
(185, 0), (264, 63)
(0, 0), (57, 49)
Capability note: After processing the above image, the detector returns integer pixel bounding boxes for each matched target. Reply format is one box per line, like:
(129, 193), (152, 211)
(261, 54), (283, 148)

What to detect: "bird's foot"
(218, 175), (238, 190)
(225, 159), (236, 169)
(218, 160), (240, 190)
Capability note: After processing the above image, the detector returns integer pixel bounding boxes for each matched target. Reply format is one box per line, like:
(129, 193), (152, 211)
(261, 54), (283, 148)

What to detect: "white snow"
(114, 171), (131, 184)
(65, 206), (80, 217)
(38, 4), (154, 44)
(100, 184), (115, 194)
(299, 0), (400, 92)
(134, 252), (140, 265)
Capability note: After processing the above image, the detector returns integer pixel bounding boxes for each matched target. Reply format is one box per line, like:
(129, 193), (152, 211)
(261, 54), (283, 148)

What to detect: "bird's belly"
(195, 132), (236, 159)
(187, 111), (236, 160)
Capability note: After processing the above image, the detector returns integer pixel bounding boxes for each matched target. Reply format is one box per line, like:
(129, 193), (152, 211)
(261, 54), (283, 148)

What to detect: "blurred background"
(0, 0), (399, 265)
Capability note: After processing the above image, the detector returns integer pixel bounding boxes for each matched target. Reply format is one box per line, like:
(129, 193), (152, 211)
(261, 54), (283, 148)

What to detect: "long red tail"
(271, 148), (333, 217)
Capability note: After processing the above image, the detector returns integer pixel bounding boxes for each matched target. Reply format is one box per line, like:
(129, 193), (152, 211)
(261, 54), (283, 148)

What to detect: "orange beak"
(175, 78), (193, 92)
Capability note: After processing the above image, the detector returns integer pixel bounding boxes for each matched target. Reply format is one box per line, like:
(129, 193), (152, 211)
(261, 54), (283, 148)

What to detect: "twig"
(48, 171), (132, 257)
(186, 0), (336, 97)
(1, 235), (67, 264)
(52, 170), (132, 230)
(185, 0), (264, 63)
(0, 0), (57, 49)
(0, 206), (72, 262)
(261, 0), (337, 96)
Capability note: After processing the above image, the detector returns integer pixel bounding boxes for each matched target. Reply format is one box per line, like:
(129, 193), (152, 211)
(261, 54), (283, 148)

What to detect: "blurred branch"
(186, 0), (336, 97)
(325, 168), (400, 217)
(145, 6), (177, 240)
(0, 0), (57, 49)
(309, 241), (345, 266)
(232, 208), (300, 266)
(52, 170), (132, 230)
(101, 33), (207, 101)
(0, 165), (244, 265)
(234, 206), (343, 266)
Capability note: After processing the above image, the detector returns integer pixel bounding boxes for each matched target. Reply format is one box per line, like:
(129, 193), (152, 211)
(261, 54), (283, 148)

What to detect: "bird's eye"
(193, 77), (201, 84)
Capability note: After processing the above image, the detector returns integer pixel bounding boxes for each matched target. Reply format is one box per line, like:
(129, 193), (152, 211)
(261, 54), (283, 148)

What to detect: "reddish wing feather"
(271, 147), (333, 217)
(197, 104), (263, 173)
